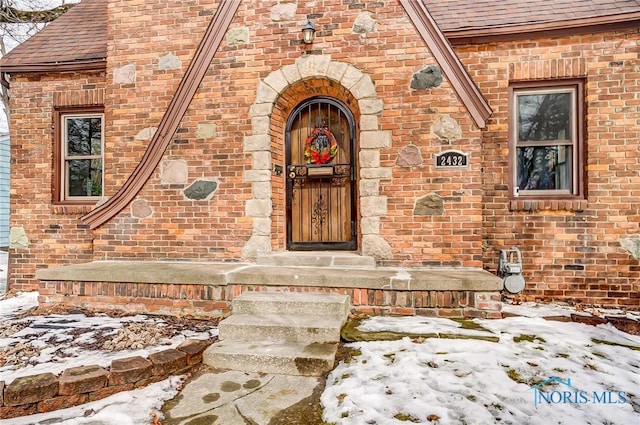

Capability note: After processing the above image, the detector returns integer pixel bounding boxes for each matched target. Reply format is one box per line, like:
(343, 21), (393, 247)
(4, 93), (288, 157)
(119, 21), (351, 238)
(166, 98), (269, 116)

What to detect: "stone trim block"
(243, 134), (271, 152)
(149, 349), (188, 376)
(177, 339), (210, 365)
(360, 130), (391, 149)
(4, 373), (58, 407)
(243, 170), (271, 182)
(59, 365), (108, 395)
(108, 356), (152, 386)
(263, 69), (289, 93)
(255, 81), (278, 104)
(296, 54), (331, 79)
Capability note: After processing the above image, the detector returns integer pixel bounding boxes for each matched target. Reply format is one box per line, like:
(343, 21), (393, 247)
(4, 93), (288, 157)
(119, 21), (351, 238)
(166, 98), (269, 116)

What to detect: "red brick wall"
(7, 73), (105, 291)
(459, 29), (640, 307)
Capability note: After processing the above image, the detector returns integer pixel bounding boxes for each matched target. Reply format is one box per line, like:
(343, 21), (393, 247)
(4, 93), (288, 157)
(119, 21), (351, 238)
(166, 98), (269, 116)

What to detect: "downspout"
(82, 0), (241, 229)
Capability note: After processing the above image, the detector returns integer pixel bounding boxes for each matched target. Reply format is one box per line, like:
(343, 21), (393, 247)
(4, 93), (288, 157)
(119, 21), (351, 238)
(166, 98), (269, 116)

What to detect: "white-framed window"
(510, 81), (584, 199)
(60, 114), (104, 202)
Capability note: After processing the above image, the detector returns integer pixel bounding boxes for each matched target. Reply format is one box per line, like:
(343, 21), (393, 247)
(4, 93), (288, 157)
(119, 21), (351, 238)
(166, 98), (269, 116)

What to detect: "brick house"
(0, 0), (638, 315)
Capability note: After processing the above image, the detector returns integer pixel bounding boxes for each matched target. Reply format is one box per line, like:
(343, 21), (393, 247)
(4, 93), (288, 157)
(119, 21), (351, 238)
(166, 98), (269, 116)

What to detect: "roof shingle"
(0, 0), (106, 72)
(424, 0), (640, 32)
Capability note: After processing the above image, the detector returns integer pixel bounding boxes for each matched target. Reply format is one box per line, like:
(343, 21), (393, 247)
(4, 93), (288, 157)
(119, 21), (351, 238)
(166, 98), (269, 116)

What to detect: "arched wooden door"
(286, 97), (357, 250)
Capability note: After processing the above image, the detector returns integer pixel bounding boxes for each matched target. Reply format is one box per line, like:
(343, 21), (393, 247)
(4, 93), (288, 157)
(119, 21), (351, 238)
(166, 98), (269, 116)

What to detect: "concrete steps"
(204, 291), (349, 376)
(231, 291), (350, 318)
(204, 340), (337, 376)
(219, 314), (343, 344)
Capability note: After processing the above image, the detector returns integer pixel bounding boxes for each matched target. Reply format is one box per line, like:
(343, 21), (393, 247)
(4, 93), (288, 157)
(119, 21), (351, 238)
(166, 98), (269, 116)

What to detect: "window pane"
(66, 117), (102, 156)
(517, 93), (571, 142)
(517, 146), (571, 191)
(67, 159), (102, 197)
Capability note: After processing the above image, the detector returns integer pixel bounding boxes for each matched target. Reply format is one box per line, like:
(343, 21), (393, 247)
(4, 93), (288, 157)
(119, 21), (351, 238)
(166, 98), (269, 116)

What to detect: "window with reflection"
(56, 113), (104, 202)
(510, 82), (584, 198)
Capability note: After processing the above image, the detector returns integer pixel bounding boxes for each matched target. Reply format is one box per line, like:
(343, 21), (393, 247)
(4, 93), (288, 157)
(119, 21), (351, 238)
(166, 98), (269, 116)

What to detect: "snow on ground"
(501, 300), (640, 321)
(322, 315), (640, 425)
(0, 293), (217, 385)
(1, 289), (639, 424)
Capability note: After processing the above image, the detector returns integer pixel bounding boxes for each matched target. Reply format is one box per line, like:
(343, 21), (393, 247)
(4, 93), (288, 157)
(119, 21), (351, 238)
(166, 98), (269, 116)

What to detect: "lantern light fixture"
(302, 19), (316, 44)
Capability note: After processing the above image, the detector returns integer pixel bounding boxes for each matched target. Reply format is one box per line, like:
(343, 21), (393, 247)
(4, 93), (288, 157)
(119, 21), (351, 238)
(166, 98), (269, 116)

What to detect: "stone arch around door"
(241, 55), (392, 260)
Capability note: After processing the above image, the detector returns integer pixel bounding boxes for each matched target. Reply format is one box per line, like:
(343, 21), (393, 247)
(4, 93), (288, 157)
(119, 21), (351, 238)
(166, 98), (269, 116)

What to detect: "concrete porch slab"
(35, 261), (247, 285)
(35, 261), (503, 292)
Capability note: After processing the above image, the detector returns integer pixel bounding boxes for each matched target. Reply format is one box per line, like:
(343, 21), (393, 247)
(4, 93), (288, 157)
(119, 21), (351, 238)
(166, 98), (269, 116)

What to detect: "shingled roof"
(425, 0), (640, 43)
(0, 0), (106, 72)
(1, 0), (639, 72)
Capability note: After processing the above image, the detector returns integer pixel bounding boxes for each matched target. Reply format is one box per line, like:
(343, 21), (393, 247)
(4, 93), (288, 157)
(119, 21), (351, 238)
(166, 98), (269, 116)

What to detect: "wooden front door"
(286, 97), (356, 250)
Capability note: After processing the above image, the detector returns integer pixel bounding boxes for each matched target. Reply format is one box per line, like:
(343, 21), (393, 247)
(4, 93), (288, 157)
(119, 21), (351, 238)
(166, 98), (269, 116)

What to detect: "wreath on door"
(304, 127), (338, 164)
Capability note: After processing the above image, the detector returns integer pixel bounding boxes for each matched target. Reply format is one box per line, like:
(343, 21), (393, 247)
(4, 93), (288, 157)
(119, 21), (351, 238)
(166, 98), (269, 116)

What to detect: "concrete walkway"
(161, 367), (323, 425)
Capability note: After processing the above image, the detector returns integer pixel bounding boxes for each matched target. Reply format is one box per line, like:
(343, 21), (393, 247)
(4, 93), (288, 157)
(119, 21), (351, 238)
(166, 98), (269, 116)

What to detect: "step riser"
(232, 299), (349, 318)
(257, 253), (376, 268)
(203, 351), (334, 377)
(219, 323), (341, 344)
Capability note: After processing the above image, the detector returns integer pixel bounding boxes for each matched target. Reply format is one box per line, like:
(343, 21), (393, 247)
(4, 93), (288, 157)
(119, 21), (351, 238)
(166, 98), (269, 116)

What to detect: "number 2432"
(439, 154), (465, 166)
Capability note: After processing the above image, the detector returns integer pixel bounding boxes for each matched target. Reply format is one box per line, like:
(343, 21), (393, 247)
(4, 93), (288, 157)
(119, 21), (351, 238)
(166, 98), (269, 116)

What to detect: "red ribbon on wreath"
(304, 127), (338, 164)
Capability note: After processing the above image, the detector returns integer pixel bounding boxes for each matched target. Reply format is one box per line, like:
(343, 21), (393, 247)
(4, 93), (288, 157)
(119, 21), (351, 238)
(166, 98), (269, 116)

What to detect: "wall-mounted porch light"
(302, 19), (316, 44)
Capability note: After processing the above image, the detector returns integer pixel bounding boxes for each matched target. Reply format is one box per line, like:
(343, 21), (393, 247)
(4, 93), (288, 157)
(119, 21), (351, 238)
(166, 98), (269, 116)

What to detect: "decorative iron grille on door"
(286, 97), (357, 250)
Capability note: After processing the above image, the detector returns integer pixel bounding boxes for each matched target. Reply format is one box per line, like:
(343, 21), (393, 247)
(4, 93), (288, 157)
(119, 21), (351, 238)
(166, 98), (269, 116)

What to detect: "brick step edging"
(0, 339), (211, 419)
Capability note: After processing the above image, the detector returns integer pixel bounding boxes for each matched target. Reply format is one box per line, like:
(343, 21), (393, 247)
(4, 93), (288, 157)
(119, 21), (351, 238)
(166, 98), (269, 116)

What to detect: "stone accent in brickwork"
(431, 115), (461, 142)
(157, 53), (181, 71)
(270, 3), (296, 21)
(396, 144), (423, 167)
(160, 159), (188, 185)
(130, 199), (153, 219)
(134, 127), (157, 141)
(353, 11), (377, 35)
(113, 63), (135, 84)
(184, 179), (218, 201)
(414, 193), (444, 216)
(410, 65), (443, 90)
(620, 237), (640, 260)
(226, 27), (249, 46)
(8, 227), (28, 249)
(196, 123), (217, 139)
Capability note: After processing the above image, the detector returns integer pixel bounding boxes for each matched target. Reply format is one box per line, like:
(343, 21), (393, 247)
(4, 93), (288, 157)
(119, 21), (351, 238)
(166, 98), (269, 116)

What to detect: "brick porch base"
(36, 259), (503, 319)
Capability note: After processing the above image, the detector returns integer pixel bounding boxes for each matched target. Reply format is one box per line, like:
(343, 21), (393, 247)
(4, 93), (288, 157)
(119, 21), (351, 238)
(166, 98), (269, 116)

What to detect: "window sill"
(52, 204), (95, 215)
(509, 199), (587, 212)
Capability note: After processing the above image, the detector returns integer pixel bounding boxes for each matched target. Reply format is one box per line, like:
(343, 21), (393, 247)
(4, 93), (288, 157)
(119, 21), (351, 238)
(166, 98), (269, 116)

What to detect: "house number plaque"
(434, 150), (469, 169)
